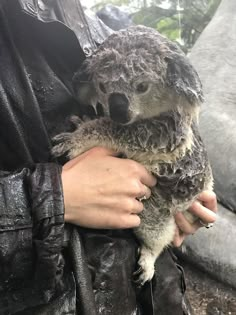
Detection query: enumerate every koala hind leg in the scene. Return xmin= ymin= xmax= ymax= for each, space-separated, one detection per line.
xmin=134 ymin=216 xmax=176 ymax=286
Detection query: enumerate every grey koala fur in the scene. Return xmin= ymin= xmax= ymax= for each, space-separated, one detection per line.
xmin=52 ymin=25 xmax=213 ymax=285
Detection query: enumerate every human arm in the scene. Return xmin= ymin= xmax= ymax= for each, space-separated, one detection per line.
xmin=0 ymin=164 xmax=65 ymax=313
xmin=173 ymin=190 xmax=217 ymax=247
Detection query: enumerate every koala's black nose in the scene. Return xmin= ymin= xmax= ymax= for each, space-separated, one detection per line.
xmin=108 ymin=93 xmax=130 ymax=124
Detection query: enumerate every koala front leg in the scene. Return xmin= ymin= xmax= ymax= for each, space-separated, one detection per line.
xmin=52 ymin=117 xmax=115 ymax=159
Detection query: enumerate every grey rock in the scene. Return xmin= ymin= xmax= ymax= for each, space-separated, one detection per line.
xmin=176 ymin=203 xmax=236 ymax=289
xmin=189 ymin=0 xmax=236 ymax=213
xmin=178 ymin=0 xmax=236 ymax=289
xmin=97 ymin=4 xmax=133 ymax=31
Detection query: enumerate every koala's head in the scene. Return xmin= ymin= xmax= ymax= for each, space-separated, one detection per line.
xmin=73 ymin=26 xmax=203 ymax=124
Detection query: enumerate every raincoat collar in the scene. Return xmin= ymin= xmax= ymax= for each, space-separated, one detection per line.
xmin=17 ymin=0 xmax=113 ymax=56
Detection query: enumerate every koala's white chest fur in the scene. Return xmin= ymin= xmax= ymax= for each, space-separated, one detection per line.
xmin=52 ymin=25 xmax=213 ymax=285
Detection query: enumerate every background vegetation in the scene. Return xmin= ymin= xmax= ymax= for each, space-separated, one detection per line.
xmin=90 ymin=0 xmax=221 ymax=52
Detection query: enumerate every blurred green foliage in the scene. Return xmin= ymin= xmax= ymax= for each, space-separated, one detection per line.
xmin=92 ymin=0 xmax=221 ymax=52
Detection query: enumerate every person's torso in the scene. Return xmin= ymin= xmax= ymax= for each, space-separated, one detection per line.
xmin=0 ymin=0 xmax=89 ymax=170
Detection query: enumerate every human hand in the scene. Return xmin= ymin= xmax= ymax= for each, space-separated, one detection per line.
xmin=173 ymin=191 xmax=217 ymax=247
xmin=61 ymin=147 xmax=157 ymax=229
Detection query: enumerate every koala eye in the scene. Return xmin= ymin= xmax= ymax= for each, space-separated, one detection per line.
xmin=136 ymin=82 xmax=149 ymax=94
xmin=99 ymin=82 xmax=107 ymax=94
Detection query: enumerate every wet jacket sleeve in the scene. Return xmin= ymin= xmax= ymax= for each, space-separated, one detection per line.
xmin=0 ymin=163 xmax=66 ymax=312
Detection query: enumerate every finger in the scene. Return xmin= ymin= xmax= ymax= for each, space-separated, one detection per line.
xmin=189 ymin=201 xmax=217 ymax=224
xmin=136 ymin=185 xmax=152 ymax=200
xmin=141 ymin=172 xmax=157 ymax=188
xmin=128 ymin=214 xmax=141 ymax=228
xmin=83 ymin=209 xmax=141 ymax=230
xmin=119 ymin=214 xmax=141 ymax=229
xmin=88 ymin=146 xmax=117 ymax=156
xmin=197 ymin=191 xmax=217 ymax=212
xmin=117 ymin=197 xmax=144 ymax=214
xmin=125 ymin=180 xmax=151 ymax=199
xmin=175 ymin=212 xmax=201 ymax=235
xmin=115 ymin=159 xmax=157 ymax=188
xmin=172 ymin=227 xmax=187 ymax=247
xmin=133 ymin=163 xmax=157 ymax=187
xmin=63 ymin=146 xmax=117 ymax=169
xmin=132 ymin=199 xmax=144 ymax=214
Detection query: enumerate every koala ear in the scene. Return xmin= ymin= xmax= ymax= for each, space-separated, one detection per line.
xmin=73 ymin=81 xmax=97 ymax=105
xmin=72 ymin=63 xmax=97 ymax=107
xmin=72 ymin=61 xmax=91 ymax=92
xmin=165 ymin=53 xmax=204 ymax=103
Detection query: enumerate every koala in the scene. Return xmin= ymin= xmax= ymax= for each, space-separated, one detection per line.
xmin=52 ymin=25 xmax=213 ymax=286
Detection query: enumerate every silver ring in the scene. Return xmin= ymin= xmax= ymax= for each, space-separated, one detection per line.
xmin=199 ymin=220 xmax=214 ymax=229
xmin=137 ymin=195 xmax=147 ymax=202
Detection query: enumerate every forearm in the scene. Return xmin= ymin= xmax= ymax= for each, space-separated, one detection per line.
xmin=0 ymin=163 xmax=65 ymax=313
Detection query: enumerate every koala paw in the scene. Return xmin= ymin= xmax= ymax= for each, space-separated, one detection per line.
xmin=51 ymin=132 xmax=74 ymax=157
xmin=69 ymin=115 xmax=83 ymax=127
xmin=133 ymin=250 xmax=155 ymax=287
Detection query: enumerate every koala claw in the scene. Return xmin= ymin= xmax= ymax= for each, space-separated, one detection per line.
xmin=133 ymin=266 xmax=153 ymax=287
xmin=69 ymin=115 xmax=83 ymax=127
xmin=133 ymin=250 xmax=156 ymax=286
xmin=132 ymin=266 xmax=143 ymax=277
xmin=51 ymin=132 xmax=73 ymax=157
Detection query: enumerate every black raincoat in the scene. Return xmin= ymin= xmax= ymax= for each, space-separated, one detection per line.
xmin=0 ymin=1 xmax=192 ymax=314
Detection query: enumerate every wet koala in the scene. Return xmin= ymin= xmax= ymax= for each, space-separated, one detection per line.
xmin=53 ymin=25 xmax=213 ymax=285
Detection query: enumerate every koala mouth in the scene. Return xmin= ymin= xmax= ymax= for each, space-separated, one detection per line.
xmin=108 ymin=93 xmax=131 ymax=124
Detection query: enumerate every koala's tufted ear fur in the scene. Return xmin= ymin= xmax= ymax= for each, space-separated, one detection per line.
xmin=72 ymin=63 xmax=97 ymax=107
xmin=165 ymin=53 xmax=204 ymax=104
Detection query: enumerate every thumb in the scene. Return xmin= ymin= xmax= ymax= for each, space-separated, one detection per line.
xmin=88 ymin=146 xmax=118 ymax=157
xmin=63 ymin=146 xmax=117 ymax=169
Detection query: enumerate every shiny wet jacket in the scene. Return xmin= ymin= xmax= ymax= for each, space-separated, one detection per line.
xmin=0 ymin=1 xmax=192 ymax=314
